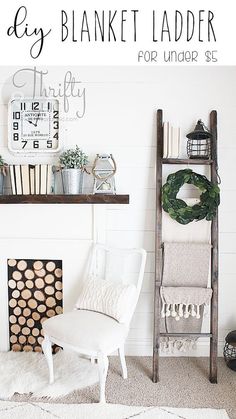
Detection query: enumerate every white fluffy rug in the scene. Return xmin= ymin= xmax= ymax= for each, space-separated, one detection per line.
xmin=0 ymin=351 xmax=99 ymax=398
xmin=0 ymin=401 xmax=229 ymax=419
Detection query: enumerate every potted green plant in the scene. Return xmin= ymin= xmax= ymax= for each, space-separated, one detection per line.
xmin=59 ymin=146 xmax=89 ymax=194
xmin=0 ymin=156 xmax=7 ymax=195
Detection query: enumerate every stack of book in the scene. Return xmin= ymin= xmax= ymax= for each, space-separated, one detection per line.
xmin=9 ymin=164 xmax=53 ymax=195
xmin=163 ymin=122 xmax=181 ymax=158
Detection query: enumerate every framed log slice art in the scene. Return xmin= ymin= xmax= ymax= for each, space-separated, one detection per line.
xmin=8 ymin=259 xmax=63 ymax=353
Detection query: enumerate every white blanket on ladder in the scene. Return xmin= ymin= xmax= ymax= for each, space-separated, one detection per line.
xmin=161 ymin=242 xmax=212 ymax=352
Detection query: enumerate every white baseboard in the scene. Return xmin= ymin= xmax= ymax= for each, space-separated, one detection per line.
xmin=124 ymin=338 xmax=224 ymax=357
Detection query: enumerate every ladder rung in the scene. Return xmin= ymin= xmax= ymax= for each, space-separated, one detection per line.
xmin=160 ymin=333 xmax=212 ymax=338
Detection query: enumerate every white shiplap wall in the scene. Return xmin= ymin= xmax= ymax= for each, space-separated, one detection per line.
xmin=0 ymin=66 xmax=235 ymax=356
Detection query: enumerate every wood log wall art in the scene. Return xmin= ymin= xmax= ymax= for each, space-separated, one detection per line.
xmin=8 ymin=259 xmax=63 ymax=353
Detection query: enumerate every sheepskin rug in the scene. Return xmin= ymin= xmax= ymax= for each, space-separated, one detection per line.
xmin=0 ymin=350 xmax=99 ymax=398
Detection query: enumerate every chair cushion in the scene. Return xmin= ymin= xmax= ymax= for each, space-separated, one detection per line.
xmin=75 ymin=278 xmax=137 ymax=323
xmin=43 ymin=310 xmax=129 ymax=355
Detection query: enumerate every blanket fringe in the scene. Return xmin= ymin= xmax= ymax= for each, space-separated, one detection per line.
xmin=161 ymin=302 xmax=205 ymax=321
xmin=160 ymin=338 xmax=197 ymax=353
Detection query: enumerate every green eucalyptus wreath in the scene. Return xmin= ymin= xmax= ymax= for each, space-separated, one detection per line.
xmin=162 ymin=169 xmax=220 ymax=225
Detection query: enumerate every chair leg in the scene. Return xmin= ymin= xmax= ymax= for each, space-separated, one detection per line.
xmin=98 ymin=353 xmax=109 ymax=403
xmin=118 ymin=345 xmax=127 ymax=379
xmin=42 ymin=335 xmax=54 ymax=384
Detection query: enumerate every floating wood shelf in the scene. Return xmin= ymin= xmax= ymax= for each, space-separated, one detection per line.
xmin=0 ymin=194 xmax=129 ymax=205
xmin=162 ymin=158 xmax=213 ymax=165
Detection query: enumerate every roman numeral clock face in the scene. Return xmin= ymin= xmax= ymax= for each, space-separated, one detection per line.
xmin=8 ymin=98 xmax=60 ymax=153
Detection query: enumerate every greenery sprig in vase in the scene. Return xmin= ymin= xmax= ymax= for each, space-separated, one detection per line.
xmin=59 ymin=145 xmax=89 ymax=169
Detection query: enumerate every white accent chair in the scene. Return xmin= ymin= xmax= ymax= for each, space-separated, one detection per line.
xmin=42 ymin=244 xmax=146 ymax=403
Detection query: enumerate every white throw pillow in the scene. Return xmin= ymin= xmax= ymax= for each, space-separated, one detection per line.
xmin=75 ymin=278 xmax=137 ymax=323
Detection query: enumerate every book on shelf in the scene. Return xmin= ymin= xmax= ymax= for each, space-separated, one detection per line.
xmin=14 ymin=165 xmax=22 ymax=195
xmin=40 ymin=164 xmax=47 ymax=195
xmin=163 ymin=122 xmax=169 ymax=158
xmin=35 ymin=165 xmax=40 ymax=195
xmin=9 ymin=165 xmax=16 ymax=195
xmin=21 ymin=165 xmax=30 ymax=195
xmin=29 ymin=165 xmax=35 ymax=195
xmin=171 ymin=126 xmax=180 ymax=158
xmin=167 ymin=125 xmax=172 ymax=158
xmin=47 ymin=165 xmax=53 ymax=194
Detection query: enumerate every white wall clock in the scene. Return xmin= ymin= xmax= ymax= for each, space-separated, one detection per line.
xmin=8 ymin=97 xmax=60 ymax=153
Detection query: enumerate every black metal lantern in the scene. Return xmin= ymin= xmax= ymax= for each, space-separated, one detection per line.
xmin=186 ymin=120 xmax=212 ymax=159
xmin=224 ymin=330 xmax=236 ymax=371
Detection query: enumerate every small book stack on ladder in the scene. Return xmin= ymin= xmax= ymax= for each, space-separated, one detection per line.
xmin=163 ymin=122 xmax=181 ymax=158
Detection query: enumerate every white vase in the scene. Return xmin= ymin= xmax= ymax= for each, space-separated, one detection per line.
xmin=61 ymin=169 xmax=84 ymax=195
